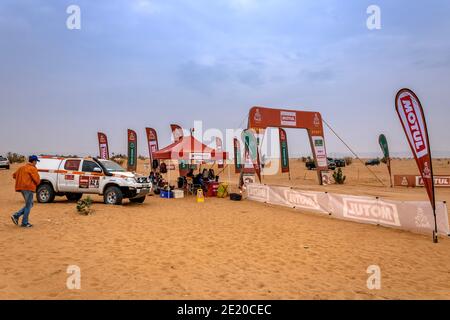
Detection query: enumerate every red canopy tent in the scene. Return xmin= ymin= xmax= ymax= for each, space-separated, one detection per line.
xmin=153 ymin=135 xmax=228 ymax=162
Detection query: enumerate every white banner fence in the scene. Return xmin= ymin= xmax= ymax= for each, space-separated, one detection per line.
xmin=245 ymin=184 xmax=450 ymax=236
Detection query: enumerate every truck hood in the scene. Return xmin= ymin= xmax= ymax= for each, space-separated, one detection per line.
xmin=111 ymin=171 xmax=146 ymax=179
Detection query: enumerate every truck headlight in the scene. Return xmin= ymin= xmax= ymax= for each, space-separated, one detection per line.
xmin=126 ymin=178 xmax=136 ymax=184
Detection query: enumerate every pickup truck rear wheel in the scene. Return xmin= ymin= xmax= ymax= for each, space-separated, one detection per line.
xmin=66 ymin=193 xmax=83 ymax=202
xmin=37 ymin=184 xmax=56 ymax=203
xmin=130 ymin=197 xmax=146 ymax=204
xmin=104 ymin=186 xmax=123 ymax=205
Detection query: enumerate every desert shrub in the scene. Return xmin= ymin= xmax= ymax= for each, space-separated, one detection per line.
xmin=76 ymin=197 xmax=93 ymax=215
xmin=333 ymin=168 xmax=346 ymax=184
xmin=7 ymin=152 xmax=26 ymax=163
xmin=138 ymin=155 xmax=147 ymax=161
xmin=344 ymin=157 xmax=353 ymax=166
xmin=301 ymin=157 xmax=308 ymax=163
xmin=381 ymin=157 xmax=388 ymax=164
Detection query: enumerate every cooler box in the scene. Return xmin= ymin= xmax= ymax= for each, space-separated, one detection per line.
xmin=173 ymin=189 xmax=184 ymax=199
xmin=160 ymin=190 xmax=173 ymax=199
xmin=206 ymin=182 xmax=220 ymax=197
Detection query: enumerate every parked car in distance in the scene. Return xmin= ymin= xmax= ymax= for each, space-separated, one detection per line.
xmin=334 ymin=158 xmax=346 ymax=168
xmin=365 ymin=158 xmax=381 ymax=166
xmin=0 ymin=156 xmax=10 ymax=170
xmin=305 ymin=158 xmax=337 ymax=170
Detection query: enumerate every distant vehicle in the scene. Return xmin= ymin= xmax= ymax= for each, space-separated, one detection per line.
xmin=334 ymin=158 xmax=346 ymax=168
xmin=0 ymin=156 xmax=10 ymax=170
xmin=327 ymin=159 xmax=336 ymax=170
xmin=305 ymin=158 xmax=337 ymax=170
xmin=36 ymin=156 xmax=151 ymax=205
xmin=365 ymin=158 xmax=381 ymax=166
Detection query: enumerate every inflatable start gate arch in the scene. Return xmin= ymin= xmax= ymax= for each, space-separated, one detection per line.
xmin=248 ymin=106 xmax=329 ymax=185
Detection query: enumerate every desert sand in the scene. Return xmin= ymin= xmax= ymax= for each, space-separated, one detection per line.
xmin=1 ymin=158 xmax=450 ymax=300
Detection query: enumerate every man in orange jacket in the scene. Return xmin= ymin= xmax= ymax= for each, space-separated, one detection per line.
xmin=11 ymin=155 xmax=41 ymax=228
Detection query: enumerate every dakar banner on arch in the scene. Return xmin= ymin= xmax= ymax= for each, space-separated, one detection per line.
xmin=97 ymin=132 xmax=109 ymax=160
xmin=127 ymin=129 xmax=138 ymax=172
xmin=247 ymin=106 xmax=328 ymax=185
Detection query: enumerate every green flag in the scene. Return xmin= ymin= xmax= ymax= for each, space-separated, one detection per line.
xmin=378 ymin=134 xmax=390 ymax=159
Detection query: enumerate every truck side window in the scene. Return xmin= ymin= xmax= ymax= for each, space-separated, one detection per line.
xmin=64 ymin=160 xmax=81 ymax=171
xmin=82 ymin=160 xmax=101 ymax=173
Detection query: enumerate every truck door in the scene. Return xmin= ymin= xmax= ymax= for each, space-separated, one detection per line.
xmin=57 ymin=159 xmax=82 ymax=192
xmin=80 ymin=160 xmax=103 ymax=194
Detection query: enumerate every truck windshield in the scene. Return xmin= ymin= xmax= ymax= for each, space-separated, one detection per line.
xmin=100 ymin=160 xmax=126 ymax=173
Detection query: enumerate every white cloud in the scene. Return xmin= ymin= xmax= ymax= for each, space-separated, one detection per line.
xmin=132 ymin=0 xmax=160 ymax=14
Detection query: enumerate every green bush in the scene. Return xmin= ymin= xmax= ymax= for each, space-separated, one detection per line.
xmin=7 ymin=152 xmax=26 ymax=164
xmin=344 ymin=157 xmax=353 ymax=166
xmin=77 ymin=197 xmax=93 ymax=215
xmin=333 ymin=168 xmax=346 ymax=184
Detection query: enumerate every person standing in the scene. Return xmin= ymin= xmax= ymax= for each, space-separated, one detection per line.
xmin=11 ymin=155 xmax=41 ymax=228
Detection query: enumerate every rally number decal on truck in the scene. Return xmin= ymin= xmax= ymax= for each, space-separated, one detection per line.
xmin=79 ymin=176 xmax=100 ymax=189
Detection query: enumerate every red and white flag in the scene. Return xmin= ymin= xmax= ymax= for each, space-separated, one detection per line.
xmin=396 ymin=88 xmax=437 ymax=241
xmin=97 ymin=132 xmax=109 ymax=160
xmin=170 ymin=124 xmax=184 ymax=142
xmin=145 ymin=128 xmax=159 ymax=162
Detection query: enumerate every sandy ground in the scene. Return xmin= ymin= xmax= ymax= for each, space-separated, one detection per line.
xmin=1 ymin=159 xmax=450 ymax=300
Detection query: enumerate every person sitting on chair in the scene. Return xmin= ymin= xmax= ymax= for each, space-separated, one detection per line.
xmin=208 ymin=169 xmax=216 ymax=181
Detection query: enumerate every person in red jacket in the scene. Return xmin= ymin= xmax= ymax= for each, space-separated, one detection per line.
xmin=11 ymin=155 xmax=41 ymax=228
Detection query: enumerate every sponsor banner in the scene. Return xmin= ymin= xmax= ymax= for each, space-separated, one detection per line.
xmin=279 ymin=128 xmax=290 ymax=174
xmin=280 ymin=111 xmax=297 ymax=127
xmin=216 ymin=137 xmax=224 ymax=169
xmin=190 ymin=152 xmax=211 ymax=161
xmin=97 ymin=132 xmax=109 ymax=160
xmin=127 ymin=129 xmax=138 ymax=172
xmin=170 ymin=124 xmax=184 ymax=142
xmin=311 ymin=136 xmax=327 ymax=168
xmin=396 ymin=89 xmax=435 ymax=210
xmin=394 ymin=175 xmax=450 ymax=188
xmin=233 ymin=138 xmax=242 ymax=174
xmin=145 ymin=128 xmax=159 ymax=164
xmin=246 ymin=184 xmax=449 ymax=236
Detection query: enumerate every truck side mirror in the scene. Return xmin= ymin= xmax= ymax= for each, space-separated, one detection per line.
xmin=93 ymin=167 xmax=102 ymax=173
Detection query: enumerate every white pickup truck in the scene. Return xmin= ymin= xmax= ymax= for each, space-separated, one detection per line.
xmin=36 ymin=157 xmax=151 ymax=205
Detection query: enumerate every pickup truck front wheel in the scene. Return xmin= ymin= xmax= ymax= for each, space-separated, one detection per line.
xmin=104 ymin=186 xmax=123 ymax=205
xmin=37 ymin=184 xmax=56 ymax=203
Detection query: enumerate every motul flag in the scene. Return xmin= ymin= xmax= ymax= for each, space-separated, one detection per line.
xmin=233 ymin=138 xmax=242 ymax=173
xmin=145 ymin=128 xmax=159 ymax=162
xmin=170 ymin=124 xmax=183 ymax=142
xmin=279 ymin=128 xmax=290 ymax=173
xmin=97 ymin=132 xmax=109 ymax=160
xmin=127 ymin=129 xmax=138 ymax=172
xmin=216 ymin=137 xmax=224 ymax=169
xmin=396 ymin=89 xmax=437 ymax=240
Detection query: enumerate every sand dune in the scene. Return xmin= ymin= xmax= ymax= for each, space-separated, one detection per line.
xmin=1 ymin=159 xmax=450 ymax=300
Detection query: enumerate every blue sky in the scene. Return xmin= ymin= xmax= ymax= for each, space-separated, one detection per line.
xmin=1 ymin=0 xmax=449 ymax=157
